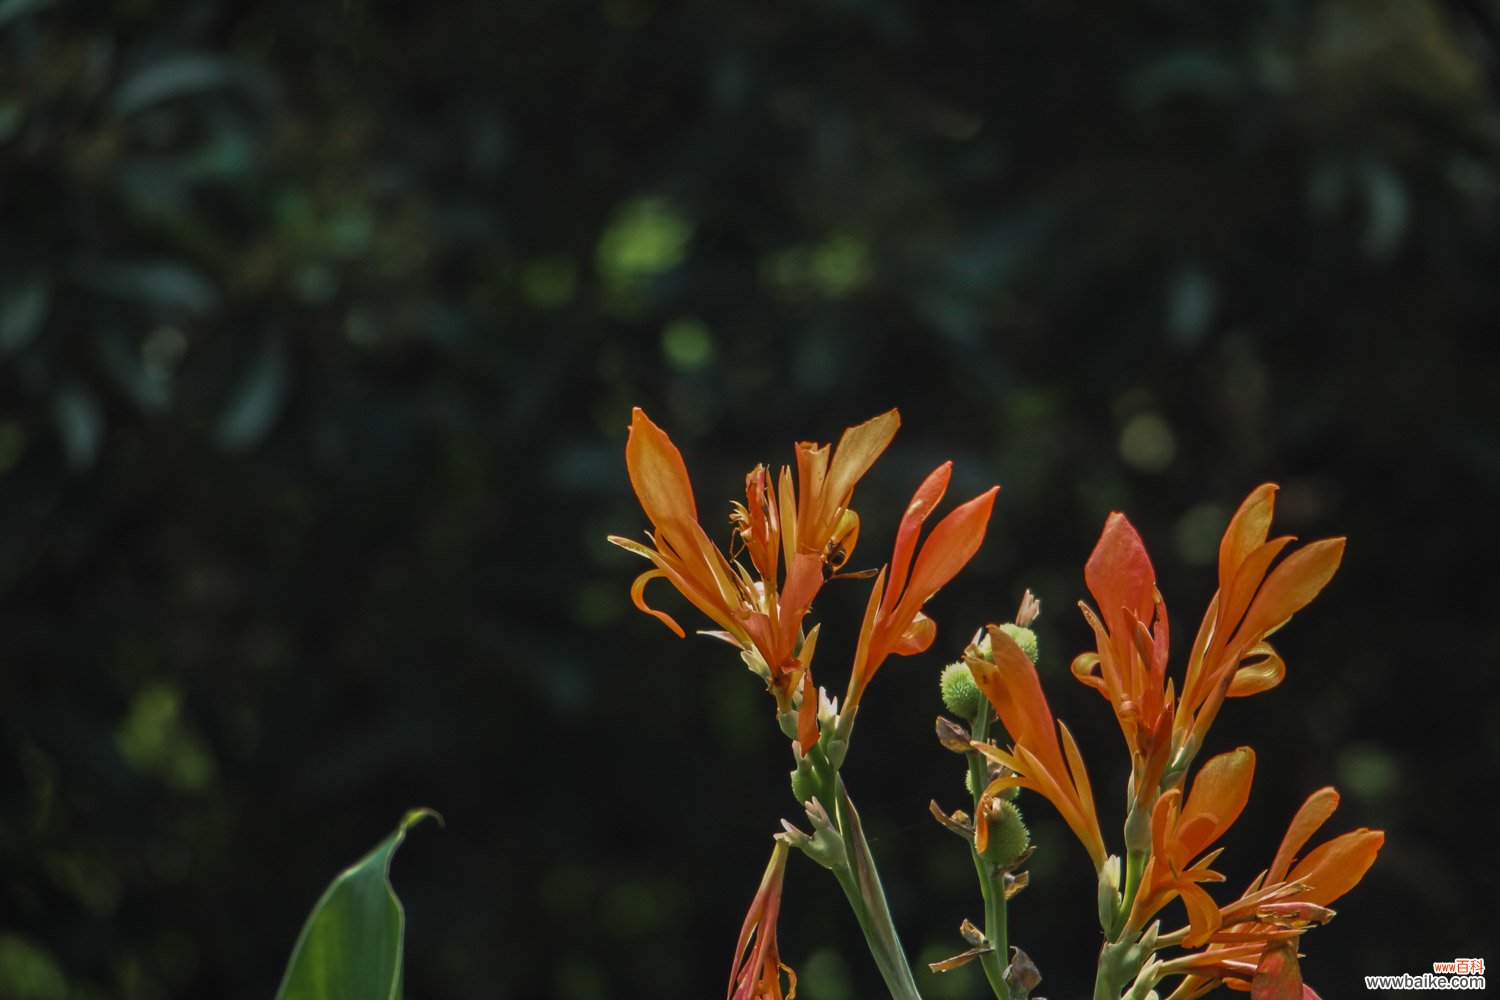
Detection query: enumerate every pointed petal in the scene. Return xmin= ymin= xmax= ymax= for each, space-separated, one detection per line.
xmin=884 ymin=463 xmax=952 ymax=608
xmin=1217 ymin=536 xmax=1296 ymax=644
xmin=1219 ymin=484 xmax=1278 ymax=598
xmin=626 ymin=407 xmax=699 ymax=527
xmin=797 ymin=673 xmax=819 ymax=755
xmin=1086 ymin=511 xmax=1157 ymax=633
xmin=894 ymin=486 xmax=999 ymax=623
xmin=823 ymin=408 xmax=900 ymax=504
xmin=1286 ymin=829 xmax=1384 ymax=906
xmin=846 ymin=567 xmax=888 ymax=706
xmin=1235 ymin=538 xmax=1346 ymax=644
xmin=1178 ymin=747 xmax=1257 ymax=861
xmin=968 ymin=626 xmax=1055 ymax=759
xmin=1057 ymin=720 xmax=1106 ymax=868
xmin=1269 ymin=787 xmax=1340 ymax=883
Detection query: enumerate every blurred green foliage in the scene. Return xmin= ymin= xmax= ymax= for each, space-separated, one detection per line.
xmin=2 ymin=0 xmax=1497 ymax=997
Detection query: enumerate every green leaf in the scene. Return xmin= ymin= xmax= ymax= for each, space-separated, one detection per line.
xmin=274 ymin=809 xmax=439 ymax=1000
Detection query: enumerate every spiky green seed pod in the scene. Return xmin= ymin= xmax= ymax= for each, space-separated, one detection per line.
xmin=997 ymin=623 xmax=1039 ymax=663
xmin=982 ymin=799 xmax=1030 ymax=866
xmin=791 ymin=765 xmax=819 ymax=804
xmin=940 ymin=661 xmax=985 ymax=721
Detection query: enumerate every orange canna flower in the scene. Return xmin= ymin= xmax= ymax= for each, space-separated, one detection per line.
xmin=609 ymin=408 xmax=758 ymax=646
xmin=1247 ymin=786 xmax=1384 ymax=909
xmin=609 ymin=408 xmax=900 ymax=716
xmin=1159 ymin=787 xmax=1382 ymax=998
xmin=1130 ymin=747 xmax=1257 ymax=946
xmin=1071 ymin=512 xmax=1175 ymax=790
xmin=844 ymin=463 xmax=999 ymax=711
xmin=1070 ymin=485 xmax=1345 ymax=797
xmin=728 ymin=841 xmax=797 ymax=1000
xmin=966 ymin=625 xmax=1107 ymax=870
xmin=1173 ymin=485 xmax=1345 ymax=760
xmin=788 ymin=410 xmax=902 ymax=571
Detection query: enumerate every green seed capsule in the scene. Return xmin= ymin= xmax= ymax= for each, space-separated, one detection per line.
xmin=997 ymin=623 xmax=1039 ymax=663
xmin=940 ymin=661 xmax=985 ymax=721
xmin=983 ymin=799 xmax=1030 ymax=865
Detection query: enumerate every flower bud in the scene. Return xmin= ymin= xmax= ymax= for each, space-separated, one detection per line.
xmin=940 ymin=661 xmax=985 ymax=721
xmin=981 ymin=799 xmax=1030 ymax=865
xmin=1098 ymin=855 xmax=1124 ymax=937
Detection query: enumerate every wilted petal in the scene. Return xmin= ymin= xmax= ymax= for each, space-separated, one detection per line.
xmin=1250 ymin=940 xmax=1303 ymax=1000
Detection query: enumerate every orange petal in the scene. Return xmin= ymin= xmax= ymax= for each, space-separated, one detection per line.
xmin=895 ymin=486 xmax=999 ymax=622
xmin=1178 ymin=747 xmax=1256 ymax=861
xmin=883 ymin=463 xmax=951 ymax=608
xmin=1181 ymin=881 xmax=1225 ymax=948
xmin=846 ymin=566 xmax=888 ymax=705
xmin=797 ymin=673 xmax=819 ymax=755
xmin=1225 ymin=643 xmax=1286 ymax=698
xmin=1085 ymin=511 xmax=1157 ymax=634
xmin=1286 ymin=828 xmax=1384 ymax=906
xmin=626 ymin=407 xmax=699 ymax=527
xmin=1069 ymin=650 xmax=1109 ymax=694
xmin=729 ymin=842 xmax=790 ymax=1000
xmin=1235 ymin=538 xmax=1346 ymax=644
xmin=1219 ymin=484 xmax=1278 ymax=599
xmin=627 ymin=567 xmax=686 ymax=637
xmin=1057 ymin=720 xmax=1106 ymax=868
xmin=820 ymin=409 xmax=901 ymax=523
xmin=1269 ymin=787 xmax=1340 ymax=883
xmin=969 ymin=625 xmax=1055 ymax=757
xmin=891 ymin=612 xmax=936 ymax=657
xmin=1216 ymin=536 xmax=1295 ymax=644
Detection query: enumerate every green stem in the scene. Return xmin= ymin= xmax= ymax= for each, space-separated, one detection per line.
xmin=833 ymin=778 xmax=924 ymax=1000
xmin=967 ymin=710 xmax=1010 ymax=1000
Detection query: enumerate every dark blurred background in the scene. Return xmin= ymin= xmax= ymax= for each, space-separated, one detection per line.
xmin=2 ymin=0 xmax=1497 ymax=997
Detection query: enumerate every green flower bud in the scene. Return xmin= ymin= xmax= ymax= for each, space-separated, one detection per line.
xmin=940 ymin=661 xmax=985 ymax=721
xmin=982 ymin=799 xmax=1030 ymax=865
xmin=997 ymin=623 xmax=1039 ymax=663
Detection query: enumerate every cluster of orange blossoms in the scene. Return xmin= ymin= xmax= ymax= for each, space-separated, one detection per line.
xmin=966 ymin=484 xmax=1382 ymax=997
xmin=612 ymin=408 xmax=1381 ymax=1000
xmin=609 ymin=406 xmax=996 ymax=755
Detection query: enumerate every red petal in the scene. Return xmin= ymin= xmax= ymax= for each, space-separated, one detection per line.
xmin=1250 ymin=941 xmax=1303 ymax=1000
